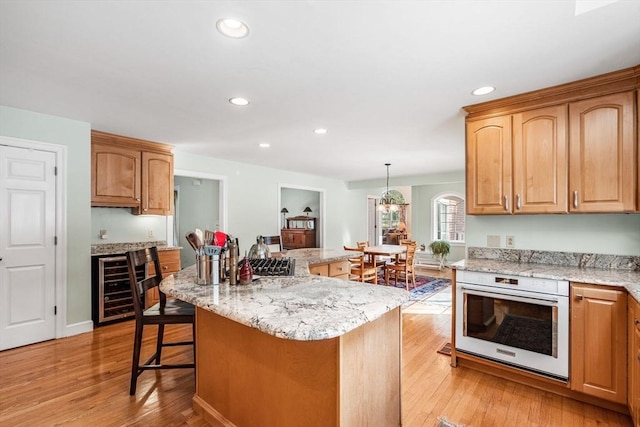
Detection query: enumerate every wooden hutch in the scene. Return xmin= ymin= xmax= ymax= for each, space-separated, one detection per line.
xmin=281 ymin=216 xmax=317 ymax=249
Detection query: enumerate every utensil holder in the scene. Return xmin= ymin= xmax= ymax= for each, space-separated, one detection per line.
xmin=196 ymin=253 xmax=211 ymax=285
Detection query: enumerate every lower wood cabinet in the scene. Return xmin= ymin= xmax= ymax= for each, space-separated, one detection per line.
xmin=629 ymin=297 xmax=640 ymax=426
xmin=308 ymin=259 xmax=349 ymax=280
xmin=145 ymin=248 xmax=181 ymax=308
xmin=281 ymin=229 xmax=316 ymax=249
xmin=570 ymin=283 xmax=627 ymax=404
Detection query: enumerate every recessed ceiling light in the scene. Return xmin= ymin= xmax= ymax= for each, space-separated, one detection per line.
xmin=313 ymin=128 xmax=328 ymax=135
xmin=229 ymin=97 xmax=249 ymax=106
xmin=259 ymin=143 xmax=270 ymax=148
xmin=472 ymin=86 xmax=495 ymax=96
xmin=216 ymin=18 xmax=250 ymax=39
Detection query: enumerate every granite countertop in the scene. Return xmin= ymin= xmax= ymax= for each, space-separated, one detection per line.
xmin=91 ymin=241 xmax=181 ymax=256
xmin=452 ymin=258 xmax=640 ymax=303
xmin=159 ymin=249 xmax=410 ymax=341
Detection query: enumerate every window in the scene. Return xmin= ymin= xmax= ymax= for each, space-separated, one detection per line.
xmin=432 ymin=193 xmax=465 ymax=244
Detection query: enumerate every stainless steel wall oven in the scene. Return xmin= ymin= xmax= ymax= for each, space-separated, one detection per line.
xmin=455 ymin=270 xmax=569 ymax=381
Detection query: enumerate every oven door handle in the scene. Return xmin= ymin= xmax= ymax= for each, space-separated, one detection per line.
xmin=459 ymin=285 xmax=561 ymax=306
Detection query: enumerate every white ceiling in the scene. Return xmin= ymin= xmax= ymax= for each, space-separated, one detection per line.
xmin=1 ymin=0 xmax=639 ymax=182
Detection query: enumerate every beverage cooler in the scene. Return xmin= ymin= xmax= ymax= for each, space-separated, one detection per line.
xmin=91 ymin=254 xmax=144 ymax=326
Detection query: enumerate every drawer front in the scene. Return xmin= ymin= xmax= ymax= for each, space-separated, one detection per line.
xmin=329 ymin=260 xmax=349 ymax=277
xmin=308 ymin=263 xmax=329 ymax=277
xmin=149 ymin=249 xmax=181 ymax=276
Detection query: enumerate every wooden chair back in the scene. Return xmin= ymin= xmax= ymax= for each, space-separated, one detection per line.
xmin=127 ymin=247 xmax=164 ymax=318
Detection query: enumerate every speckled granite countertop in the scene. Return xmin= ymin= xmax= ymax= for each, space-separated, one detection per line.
xmin=159 ymin=248 xmax=409 ymax=341
xmin=91 ymin=241 xmax=181 ymax=256
xmin=453 ymin=254 xmax=640 ymax=304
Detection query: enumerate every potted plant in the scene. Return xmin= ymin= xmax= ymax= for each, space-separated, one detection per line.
xmin=428 ymin=240 xmax=451 ymax=270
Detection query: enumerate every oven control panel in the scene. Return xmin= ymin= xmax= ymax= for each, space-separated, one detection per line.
xmin=457 ymin=270 xmax=569 ymax=296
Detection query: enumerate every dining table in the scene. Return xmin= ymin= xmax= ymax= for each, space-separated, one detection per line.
xmin=363 ymin=244 xmax=407 ymax=260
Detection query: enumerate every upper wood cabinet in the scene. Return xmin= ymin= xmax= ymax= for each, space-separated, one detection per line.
xmin=466 ymin=105 xmax=568 ymax=214
xmin=464 ymin=65 xmax=639 ymax=215
xmin=91 ymin=131 xmax=174 ymax=215
xmin=570 ymin=283 xmax=627 ymax=404
xmin=628 ymin=297 xmax=640 ymax=426
xmin=466 ymin=116 xmax=512 ymax=214
xmin=569 ymin=92 xmax=635 ymax=213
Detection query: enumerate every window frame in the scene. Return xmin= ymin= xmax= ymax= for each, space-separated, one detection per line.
xmin=431 ymin=192 xmax=465 ymax=245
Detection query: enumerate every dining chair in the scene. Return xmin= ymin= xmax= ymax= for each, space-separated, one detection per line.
xmin=262 ymin=235 xmax=283 ymax=253
xmin=384 ymin=244 xmax=417 ymax=290
xmin=344 ymin=246 xmax=378 ymax=284
xmin=126 ymin=246 xmax=195 ymax=395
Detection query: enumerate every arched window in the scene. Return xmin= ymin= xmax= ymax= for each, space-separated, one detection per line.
xmin=432 ymin=193 xmax=465 ymax=244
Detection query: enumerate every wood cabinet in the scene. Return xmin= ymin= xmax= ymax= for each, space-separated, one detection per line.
xmin=466 ymin=106 xmax=568 ymax=214
xmin=308 ymin=259 xmax=350 ymax=280
xmin=91 ymin=130 xmax=174 ymax=215
xmin=569 ymin=92 xmax=636 ymax=213
xmin=282 ymin=216 xmax=316 ymax=249
xmin=570 ymin=283 xmax=627 ymax=404
xmin=464 ymin=66 xmax=639 ymax=215
xmin=145 ymin=248 xmax=181 ymax=308
xmin=629 ymin=297 xmax=640 ymax=426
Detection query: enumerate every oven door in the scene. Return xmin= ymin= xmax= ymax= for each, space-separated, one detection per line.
xmin=455 ymin=283 xmax=569 ymax=380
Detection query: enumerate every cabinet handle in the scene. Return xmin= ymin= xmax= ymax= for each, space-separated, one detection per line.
xmin=573 ymin=191 xmax=578 ymax=208
xmin=575 ymin=294 xmax=583 ymax=301
xmin=143 ymin=208 xmax=148 ymax=212
xmin=163 ymin=265 xmax=168 ymax=270
xmin=516 ymin=194 xmax=521 ymax=210
xmin=136 ymin=198 xmax=141 ymax=202
xmin=504 ymin=195 xmax=509 ymax=211
xmin=635 ymin=318 xmax=639 ymax=326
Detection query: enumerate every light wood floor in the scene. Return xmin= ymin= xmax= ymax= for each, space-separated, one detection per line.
xmin=0 ymin=270 xmax=633 ymax=426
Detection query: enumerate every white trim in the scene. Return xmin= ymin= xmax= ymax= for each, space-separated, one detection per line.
xmin=431 ymin=191 xmax=465 ymax=244
xmin=0 ymin=135 xmax=68 ymax=340
xmin=64 ymin=320 xmax=94 ymax=337
xmin=278 ymin=183 xmax=326 ymax=248
xmin=169 ymin=169 xmax=228 ymax=245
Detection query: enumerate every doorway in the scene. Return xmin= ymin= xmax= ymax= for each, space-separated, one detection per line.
xmin=0 ymin=137 xmax=66 ymax=350
xmin=170 ymin=170 xmax=227 ymax=268
xmin=278 ymin=184 xmax=324 ymax=248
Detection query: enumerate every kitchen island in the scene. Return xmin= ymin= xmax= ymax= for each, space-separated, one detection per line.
xmin=160 ymin=248 xmax=409 ymax=427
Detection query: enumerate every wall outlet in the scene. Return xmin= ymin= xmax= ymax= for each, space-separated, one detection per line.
xmin=99 ymin=229 xmax=108 ymax=240
xmin=148 ymin=229 xmax=154 ymax=238
xmin=506 ymin=235 xmax=515 ymax=248
xmin=487 ymin=235 xmax=501 ymax=247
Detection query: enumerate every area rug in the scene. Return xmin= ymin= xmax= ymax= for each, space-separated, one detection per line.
xmin=492 ymin=313 xmax=552 ymax=355
xmin=377 ymin=272 xmax=451 ymax=302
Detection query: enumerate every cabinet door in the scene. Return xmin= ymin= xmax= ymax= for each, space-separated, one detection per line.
xmin=569 ymin=92 xmax=635 ymax=212
xmin=466 ymin=116 xmax=512 ymax=214
xmin=139 ymin=151 xmax=174 ymax=215
xmin=571 ymin=283 xmax=627 ymax=403
xmin=91 ymin=142 xmax=141 ymax=207
xmin=630 ymin=298 xmax=640 ymax=425
xmin=512 ymin=105 xmax=568 ymax=214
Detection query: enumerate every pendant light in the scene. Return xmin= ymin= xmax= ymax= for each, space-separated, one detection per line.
xmin=379 ymin=163 xmax=399 ymax=212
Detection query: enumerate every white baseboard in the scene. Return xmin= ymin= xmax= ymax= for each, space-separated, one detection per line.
xmin=64 ymin=320 xmax=94 ymax=337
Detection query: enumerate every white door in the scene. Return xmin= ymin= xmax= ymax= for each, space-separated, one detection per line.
xmin=0 ymin=145 xmax=57 ymax=350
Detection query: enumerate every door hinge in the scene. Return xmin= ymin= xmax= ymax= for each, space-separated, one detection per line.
xmin=54 ymin=306 xmax=57 ymax=315
xmin=54 ymin=236 xmax=58 ymax=245
xmin=54 ymin=166 xmax=58 ymax=176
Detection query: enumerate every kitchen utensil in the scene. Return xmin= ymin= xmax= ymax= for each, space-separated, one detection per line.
xmin=204 ymin=229 xmax=215 ymax=245
xmin=214 ymin=231 xmax=228 ymax=247
xmin=194 ymin=228 xmax=204 ymax=247
xmin=186 ymin=232 xmax=201 ymax=252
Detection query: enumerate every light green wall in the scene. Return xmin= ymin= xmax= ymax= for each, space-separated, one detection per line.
xmin=173 ymin=150 xmax=361 ymax=255
xmin=174 ymin=175 xmax=219 ymax=267
xmin=0 ymin=105 xmax=91 ymax=325
xmin=466 ymin=214 xmax=640 ymax=255
xmin=91 ymin=207 xmax=168 ymax=243
xmin=412 ymin=179 xmax=466 ymax=263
